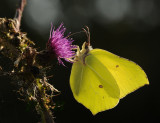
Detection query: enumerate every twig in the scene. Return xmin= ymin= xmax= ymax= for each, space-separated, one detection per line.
xmin=0 ymin=0 xmax=57 ymax=123
xmin=14 ymin=0 xmax=27 ymax=31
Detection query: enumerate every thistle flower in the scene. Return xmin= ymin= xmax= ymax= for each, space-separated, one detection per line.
xmin=47 ymin=23 xmax=76 ymax=65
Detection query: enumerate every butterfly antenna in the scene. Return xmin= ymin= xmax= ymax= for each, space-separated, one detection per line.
xmin=82 ymin=26 xmax=90 ymax=47
xmin=66 ymin=31 xmax=84 ymax=38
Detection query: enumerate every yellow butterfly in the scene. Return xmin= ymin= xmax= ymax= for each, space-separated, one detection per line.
xmin=70 ymin=27 xmax=149 ymax=115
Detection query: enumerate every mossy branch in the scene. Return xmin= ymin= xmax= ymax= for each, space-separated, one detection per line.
xmin=0 ymin=0 xmax=58 ymax=123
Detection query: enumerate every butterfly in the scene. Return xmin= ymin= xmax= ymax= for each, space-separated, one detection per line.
xmin=70 ymin=27 xmax=149 ymax=115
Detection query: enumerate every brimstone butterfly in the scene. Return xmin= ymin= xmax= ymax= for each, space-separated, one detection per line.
xmin=70 ymin=27 xmax=149 ymax=115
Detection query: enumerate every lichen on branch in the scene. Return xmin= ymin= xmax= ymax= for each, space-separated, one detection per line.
xmin=0 ymin=1 xmax=61 ymax=123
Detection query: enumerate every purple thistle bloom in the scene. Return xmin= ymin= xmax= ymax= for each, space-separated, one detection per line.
xmin=47 ymin=23 xmax=76 ymax=65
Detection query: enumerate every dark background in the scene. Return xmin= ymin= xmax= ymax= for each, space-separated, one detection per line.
xmin=0 ymin=0 xmax=159 ymax=123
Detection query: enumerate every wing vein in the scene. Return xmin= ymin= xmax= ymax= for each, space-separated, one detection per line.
xmin=87 ymin=64 xmax=114 ymax=88
xmin=78 ymin=65 xmax=84 ymax=94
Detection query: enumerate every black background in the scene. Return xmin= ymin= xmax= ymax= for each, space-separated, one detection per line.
xmin=0 ymin=0 xmax=159 ymax=123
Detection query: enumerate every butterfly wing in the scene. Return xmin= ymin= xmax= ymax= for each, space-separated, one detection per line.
xmin=89 ymin=49 xmax=149 ymax=98
xmin=70 ymin=54 xmax=120 ymax=115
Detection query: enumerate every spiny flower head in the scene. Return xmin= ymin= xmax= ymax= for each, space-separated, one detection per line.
xmin=47 ymin=23 xmax=76 ymax=65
